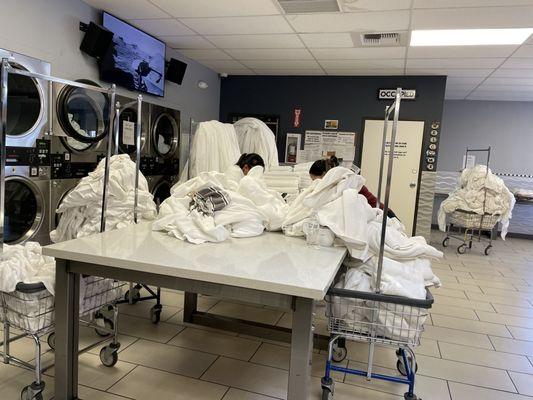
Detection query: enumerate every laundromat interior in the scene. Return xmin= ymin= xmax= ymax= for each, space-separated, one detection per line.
xmin=1 ymin=1 xmax=533 ymax=399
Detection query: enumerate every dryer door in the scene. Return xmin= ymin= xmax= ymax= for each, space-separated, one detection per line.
xmin=56 ymin=80 xmax=110 ymax=150
xmin=152 ymin=113 xmax=179 ymax=158
xmin=6 ymin=63 xmax=44 ymax=142
xmin=3 ymin=177 xmax=44 ymax=244
xmin=152 ymin=178 xmax=171 ymax=210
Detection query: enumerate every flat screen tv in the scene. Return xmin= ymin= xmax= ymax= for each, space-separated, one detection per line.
xmin=100 ymin=12 xmax=166 ymax=97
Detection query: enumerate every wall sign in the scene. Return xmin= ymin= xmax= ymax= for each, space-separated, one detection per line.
xmin=324 ymin=119 xmax=339 ymax=130
xmin=293 ymin=109 xmax=302 ymax=128
xmin=378 ymin=89 xmax=416 ymax=100
xmin=285 ymin=133 xmax=301 ymax=163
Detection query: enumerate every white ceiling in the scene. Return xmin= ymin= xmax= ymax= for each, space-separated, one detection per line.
xmin=83 ymin=0 xmax=533 ymax=101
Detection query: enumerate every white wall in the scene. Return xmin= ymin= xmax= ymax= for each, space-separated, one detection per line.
xmin=439 ymin=100 xmax=533 ymax=174
xmin=0 ymin=0 xmax=220 ymax=167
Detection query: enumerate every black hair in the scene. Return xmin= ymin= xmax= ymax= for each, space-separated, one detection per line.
xmin=309 ymin=156 xmax=339 ymax=177
xmin=236 ymin=153 xmax=265 ymax=170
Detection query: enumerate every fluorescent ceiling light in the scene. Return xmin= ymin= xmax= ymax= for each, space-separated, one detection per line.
xmin=410 ymin=29 xmax=533 ymax=46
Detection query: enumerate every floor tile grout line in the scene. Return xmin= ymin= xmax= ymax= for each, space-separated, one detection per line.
xmin=445 ymin=380 xmax=452 ymax=400
xmin=219 ymin=386 xmax=232 ymax=400
xmin=105 ymin=364 xmax=140 ymax=394
xmin=247 ymin=340 xmax=265 ymax=362
xmin=506 ymin=369 xmax=520 ymax=395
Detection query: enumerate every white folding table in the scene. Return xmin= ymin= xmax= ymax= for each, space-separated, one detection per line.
xmin=43 ymin=222 xmax=347 ymax=400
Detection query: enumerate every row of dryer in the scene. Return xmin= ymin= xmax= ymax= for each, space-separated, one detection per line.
xmin=2 ymin=48 xmax=180 ymax=246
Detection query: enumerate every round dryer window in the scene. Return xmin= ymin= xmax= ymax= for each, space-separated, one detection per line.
xmin=153 ymin=179 xmax=171 ymax=208
xmin=6 ymin=64 xmax=42 ymax=137
xmin=57 ymin=80 xmax=110 ymax=145
xmin=4 ymin=178 xmax=43 ymax=244
xmin=153 ymin=113 xmax=178 ymax=158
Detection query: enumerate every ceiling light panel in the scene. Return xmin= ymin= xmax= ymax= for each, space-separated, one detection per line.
xmin=83 ymin=0 xmax=169 ymax=19
xmin=150 ymin=0 xmax=280 ymax=17
xmin=408 ymin=45 xmax=517 ymax=58
xmin=205 ymin=34 xmax=304 ymax=49
xmin=413 ymin=0 xmax=533 ymax=9
xmin=339 ymin=0 xmax=411 ymax=11
xmin=411 ymin=29 xmax=533 ymax=46
xmin=278 ymin=0 xmax=340 ymax=14
xmin=128 ymin=19 xmax=195 ymax=36
xmin=181 ymin=16 xmax=293 ymax=35
xmin=286 ymin=11 xmax=410 ymax=33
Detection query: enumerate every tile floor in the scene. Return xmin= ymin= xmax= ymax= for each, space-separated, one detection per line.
xmin=1 ymin=230 xmax=533 ymax=399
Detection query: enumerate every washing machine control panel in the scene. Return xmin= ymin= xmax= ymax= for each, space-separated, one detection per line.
xmin=51 ymin=154 xmax=97 ymax=179
xmin=5 ymin=139 xmax=50 ymax=166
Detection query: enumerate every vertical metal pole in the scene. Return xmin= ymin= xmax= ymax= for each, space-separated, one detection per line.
xmin=0 ymin=59 xmax=9 ymax=254
xmin=375 ymin=88 xmax=402 ymax=291
xmin=113 ymin=101 xmax=121 ymax=156
xmin=47 ymin=80 xmax=53 ymax=136
xmin=376 ymin=106 xmax=390 ymax=207
xmin=100 ymin=85 xmax=116 ymax=233
xmin=188 ymin=117 xmax=195 ymax=180
xmin=134 ymin=95 xmax=142 ymax=224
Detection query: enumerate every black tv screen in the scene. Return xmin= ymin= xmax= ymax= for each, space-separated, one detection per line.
xmin=100 ymin=12 xmax=166 ymax=97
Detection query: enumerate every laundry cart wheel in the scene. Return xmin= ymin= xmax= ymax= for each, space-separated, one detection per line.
xmin=150 ymin=304 xmax=163 ymax=324
xmin=396 ymin=358 xmax=418 ymax=376
xmin=47 ymin=332 xmax=56 ymax=351
xmin=457 ymin=244 xmax=467 ymax=254
xmin=321 ymin=377 xmax=334 ymax=400
xmin=331 ymin=344 xmax=347 ymax=363
xmin=442 ymin=237 xmax=449 ymax=247
xmin=21 ymin=382 xmax=44 ymax=400
xmin=124 ymin=287 xmax=141 ymax=304
xmin=485 ymin=245 xmax=492 ymax=256
xmin=321 ymin=388 xmax=333 ymax=400
xmin=94 ymin=316 xmax=114 ymax=337
xmin=404 ymin=393 xmax=419 ymax=400
xmin=99 ymin=346 xmax=119 ymax=367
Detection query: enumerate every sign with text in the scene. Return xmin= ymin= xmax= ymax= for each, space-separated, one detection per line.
xmin=378 ymin=89 xmax=416 ymax=100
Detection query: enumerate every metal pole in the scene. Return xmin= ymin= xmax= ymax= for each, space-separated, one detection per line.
xmin=100 ymin=85 xmax=116 ymax=233
xmin=113 ymin=101 xmax=121 ymax=155
xmin=376 ymin=106 xmax=390 ymax=207
xmin=47 ymin=80 xmax=53 ymax=136
xmin=134 ymin=95 xmax=142 ymax=224
xmin=188 ymin=117 xmax=195 ymax=180
xmin=0 ymin=59 xmax=8 ymax=254
xmin=375 ymin=87 xmax=402 ymax=292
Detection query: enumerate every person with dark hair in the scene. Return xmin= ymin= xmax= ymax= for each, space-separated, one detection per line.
xmin=308 ymin=156 xmax=398 ymax=219
xmin=236 ymin=153 xmax=265 ymax=175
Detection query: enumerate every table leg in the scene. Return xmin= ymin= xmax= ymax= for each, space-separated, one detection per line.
xmin=183 ymin=292 xmax=198 ymax=323
xmin=288 ymin=297 xmax=314 ymax=400
xmin=54 ymin=259 xmax=80 ymax=400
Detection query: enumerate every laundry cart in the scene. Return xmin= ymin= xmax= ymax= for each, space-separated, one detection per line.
xmin=0 ymin=277 xmax=125 ymax=399
xmin=442 ymin=147 xmax=498 ymax=255
xmin=321 ymin=88 xmax=434 ymax=400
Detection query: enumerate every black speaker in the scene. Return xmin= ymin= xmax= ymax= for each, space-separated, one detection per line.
xmin=166 ymin=58 xmax=187 ymax=85
xmin=80 ymin=22 xmax=114 ymax=59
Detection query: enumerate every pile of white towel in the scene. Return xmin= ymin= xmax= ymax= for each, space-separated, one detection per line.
xmin=183 ymin=120 xmax=241 ymax=181
xmin=438 ymin=165 xmax=515 ymax=238
xmin=50 ymin=154 xmax=157 ymax=243
xmin=153 ymin=165 xmax=288 ymax=244
xmin=263 ymin=169 xmax=300 ymax=195
xmin=233 ymin=118 xmax=279 ymax=170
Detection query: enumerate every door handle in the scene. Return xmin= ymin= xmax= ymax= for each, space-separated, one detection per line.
xmin=410 ymin=182 xmax=416 ymax=188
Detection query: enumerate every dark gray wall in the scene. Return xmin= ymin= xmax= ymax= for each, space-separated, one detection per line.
xmin=440 ymin=100 xmax=533 ymax=174
xmin=220 ymin=75 xmax=447 ymax=167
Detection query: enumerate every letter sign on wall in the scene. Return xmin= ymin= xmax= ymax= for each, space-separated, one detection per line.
xmin=378 ymin=89 xmax=417 ymax=100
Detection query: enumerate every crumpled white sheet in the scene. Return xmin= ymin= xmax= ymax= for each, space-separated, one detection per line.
xmin=233 ymin=117 xmax=279 ymax=170
xmin=0 ymin=242 xmax=55 ymax=295
xmin=50 ymin=154 xmax=157 ymax=243
xmin=438 ymin=165 xmax=515 ymax=239
xmin=153 ymin=165 xmax=288 ymax=244
xmin=181 ymin=120 xmax=241 ymax=181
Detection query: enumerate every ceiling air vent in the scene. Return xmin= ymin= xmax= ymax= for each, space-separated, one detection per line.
xmin=278 ymin=0 xmax=341 ymax=14
xmin=352 ymin=32 xmax=407 ymax=47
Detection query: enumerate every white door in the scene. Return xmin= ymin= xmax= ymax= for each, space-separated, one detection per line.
xmin=361 ymin=120 xmax=425 ymax=236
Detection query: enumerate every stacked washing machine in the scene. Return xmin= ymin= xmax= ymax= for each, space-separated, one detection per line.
xmin=2 ymin=48 xmax=52 ymax=246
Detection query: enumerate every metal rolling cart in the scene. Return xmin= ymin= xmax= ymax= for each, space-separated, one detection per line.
xmin=442 ymin=147 xmax=499 ymax=255
xmin=0 ymin=60 xmax=133 ymax=399
xmin=321 ymin=88 xmax=434 ymax=400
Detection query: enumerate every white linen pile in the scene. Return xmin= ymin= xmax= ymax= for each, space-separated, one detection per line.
xmin=50 ymin=154 xmax=157 ymax=243
xmin=438 ymin=165 xmax=515 ymax=239
xmin=293 ymin=162 xmax=313 ymax=190
xmin=233 ymin=118 xmax=279 ymax=170
xmin=153 ymin=165 xmax=288 ymax=244
xmin=263 ymin=170 xmax=300 ymax=195
xmin=0 ymin=242 xmax=56 ymax=295
xmin=182 ymin=120 xmax=241 ymax=181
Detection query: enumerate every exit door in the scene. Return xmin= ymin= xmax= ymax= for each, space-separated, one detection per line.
xmin=361 ymin=120 xmax=425 ymax=236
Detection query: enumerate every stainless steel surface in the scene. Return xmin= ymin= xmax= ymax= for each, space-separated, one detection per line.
xmin=100 ymin=86 xmax=116 ymax=233
xmin=0 ymin=58 xmax=7 ymax=253
xmin=113 ymin=101 xmax=120 ymax=156
xmin=1 ymin=49 xmax=50 ymax=148
xmin=134 ymin=95 xmax=142 ymax=223
xmin=376 ymin=88 xmax=402 ymax=292
xmin=8 ymin=68 xmax=109 ymax=93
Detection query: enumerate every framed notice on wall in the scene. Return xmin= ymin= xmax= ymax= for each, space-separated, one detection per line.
xmin=298 ymin=130 xmax=356 ymax=164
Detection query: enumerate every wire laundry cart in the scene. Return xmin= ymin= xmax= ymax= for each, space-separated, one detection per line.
xmin=0 ymin=63 xmax=137 ymax=400
xmin=442 ymin=147 xmax=499 ymax=255
xmin=321 ymin=88 xmax=434 ymax=400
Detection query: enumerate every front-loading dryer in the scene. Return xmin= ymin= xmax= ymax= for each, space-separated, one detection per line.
xmin=114 ymin=94 xmax=150 ymax=158
xmin=1 ymin=48 xmax=50 ymax=148
xmin=4 ymin=165 xmax=50 ymax=245
xmin=149 ymin=104 xmax=180 ymax=160
xmin=49 ymin=178 xmax=80 ymax=232
xmin=146 ymin=174 xmax=175 ymax=210
xmin=50 ymin=79 xmax=111 ymax=163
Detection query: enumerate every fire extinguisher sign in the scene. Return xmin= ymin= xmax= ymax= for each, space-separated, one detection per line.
xmin=293 ymin=108 xmax=302 ymax=128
